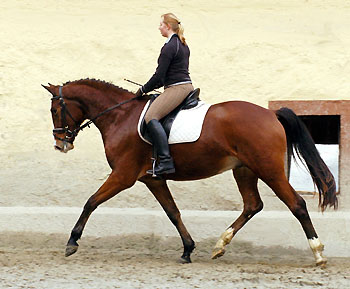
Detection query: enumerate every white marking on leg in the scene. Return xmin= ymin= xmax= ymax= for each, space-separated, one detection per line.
xmin=213 ymin=227 xmax=234 ymax=251
xmin=308 ymin=237 xmax=327 ymax=266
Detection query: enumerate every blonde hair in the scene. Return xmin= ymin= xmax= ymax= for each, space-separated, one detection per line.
xmin=162 ymin=13 xmax=187 ymax=45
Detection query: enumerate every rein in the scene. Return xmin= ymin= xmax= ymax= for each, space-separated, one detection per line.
xmin=52 ymin=85 xmax=140 ymax=142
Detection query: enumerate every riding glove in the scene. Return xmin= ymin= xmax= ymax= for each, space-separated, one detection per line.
xmin=135 ymin=87 xmax=144 ymax=98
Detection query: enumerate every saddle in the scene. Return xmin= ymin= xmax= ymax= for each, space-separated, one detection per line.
xmin=140 ymin=88 xmax=200 ymax=144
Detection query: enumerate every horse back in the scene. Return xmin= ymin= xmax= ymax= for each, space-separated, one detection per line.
xmin=202 ymin=100 xmax=287 ymax=159
xmin=206 ymin=101 xmax=284 ymax=138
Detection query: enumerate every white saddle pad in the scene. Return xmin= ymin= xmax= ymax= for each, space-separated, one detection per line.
xmin=137 ymin=100 xmax=211 ymax=144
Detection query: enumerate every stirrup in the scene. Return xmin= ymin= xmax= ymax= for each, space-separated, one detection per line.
xmin=146 ymin=157 xmax=175 ymax=177
xmin=146 ymin=157 xmax=157 ymax=177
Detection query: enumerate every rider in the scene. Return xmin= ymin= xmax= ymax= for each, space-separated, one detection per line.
xmin=136 ymin=13 xmax=194 ymax=176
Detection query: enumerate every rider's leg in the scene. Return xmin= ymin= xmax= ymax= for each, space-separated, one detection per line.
xmin=146 ymin=119 xmax=175 ymax=175
xmin=145 ymin=83 xmax=193 ymax=176
xmin=144 ymin=83 xmax=194 ymax=122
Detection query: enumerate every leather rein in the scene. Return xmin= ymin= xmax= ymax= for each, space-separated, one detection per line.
xmin=51 ymin=85 xmax=140 ymax=143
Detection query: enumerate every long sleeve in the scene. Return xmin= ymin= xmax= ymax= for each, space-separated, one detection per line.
xmin=142 ymin=34 xmax=191 ymax=93
xmin=142 ymin=44 xmax=176 ymax=93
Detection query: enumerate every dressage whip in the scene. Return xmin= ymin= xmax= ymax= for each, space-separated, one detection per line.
xmin=124 ymin=78 xmax=161 ymax=94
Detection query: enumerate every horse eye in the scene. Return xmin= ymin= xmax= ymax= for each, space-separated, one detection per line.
xmin=51 ymin=108 xmax=57 ymax=115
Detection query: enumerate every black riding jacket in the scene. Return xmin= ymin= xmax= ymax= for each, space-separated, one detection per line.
xmin=142 ymin=34 xmax=191 ymax=93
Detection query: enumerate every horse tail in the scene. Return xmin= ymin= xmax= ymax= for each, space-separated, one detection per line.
xmin=275 ymin=107 xmax=338 ymax=211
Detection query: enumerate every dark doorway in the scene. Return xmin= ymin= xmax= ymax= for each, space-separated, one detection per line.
xmin=299 ymin=115 xmax=340 ymax=144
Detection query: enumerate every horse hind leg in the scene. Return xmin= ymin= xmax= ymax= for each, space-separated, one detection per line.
xmin=264 ymin=173 xmax=327 ymax=266
xmin=212 ymin=167 xmax=263 ymax=259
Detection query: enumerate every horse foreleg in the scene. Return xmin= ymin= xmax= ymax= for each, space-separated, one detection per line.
xmin=65 ymin=171 xmax=135 ymax=257
xmin=141 ymin=177 xmax=195 ymax=263
xmin=212 ymin=167 xmax=263 ymax=259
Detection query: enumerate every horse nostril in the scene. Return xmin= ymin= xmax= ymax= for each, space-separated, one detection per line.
xmin=54 ymin=145 xmax=63 ymax=151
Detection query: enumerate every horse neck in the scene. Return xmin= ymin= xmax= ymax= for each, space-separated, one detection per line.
xmin=68 ymin=84 xmax=140 ymax=133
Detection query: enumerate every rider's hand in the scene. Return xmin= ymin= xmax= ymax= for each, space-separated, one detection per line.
xmin=135 ymin=87 xmax=144 ymax=98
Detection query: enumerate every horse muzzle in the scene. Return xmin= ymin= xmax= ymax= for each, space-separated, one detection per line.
xmin=54 ymin=139 xmax=74 ymax=153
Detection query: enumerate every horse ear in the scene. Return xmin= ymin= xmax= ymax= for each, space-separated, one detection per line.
xmin=42 ymin=83 xmax=55 ymax=95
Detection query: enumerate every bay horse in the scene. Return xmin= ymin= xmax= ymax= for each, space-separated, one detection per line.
xmin=43 ymin=79 xmax=337 ymax=266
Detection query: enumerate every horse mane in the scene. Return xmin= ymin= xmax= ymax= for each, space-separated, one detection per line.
xmin=64 ymin=78 xmax=133 ymax=94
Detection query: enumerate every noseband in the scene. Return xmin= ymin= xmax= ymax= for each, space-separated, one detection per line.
xmin=51 ymin=85 xmax=141 ymax=144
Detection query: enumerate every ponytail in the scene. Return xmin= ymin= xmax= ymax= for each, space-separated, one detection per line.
xmin=162 ymin=13 xmax=187 ymax=45
xmin=177 ymin=23 xmax=186 ymax=45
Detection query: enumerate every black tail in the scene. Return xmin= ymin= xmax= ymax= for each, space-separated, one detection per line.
xmin=276 ymin=107 xmax=338 ymax=211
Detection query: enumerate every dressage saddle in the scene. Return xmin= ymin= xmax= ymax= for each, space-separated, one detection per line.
xmin=140 ymin=88 xmax=200 ymax=143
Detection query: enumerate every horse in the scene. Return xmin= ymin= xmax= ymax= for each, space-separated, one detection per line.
xmin=42 ymin=79 xmax=337 ymax=266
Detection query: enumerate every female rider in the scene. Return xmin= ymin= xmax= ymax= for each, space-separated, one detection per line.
xmin=136 ymin=13 xmax=194 ymax=176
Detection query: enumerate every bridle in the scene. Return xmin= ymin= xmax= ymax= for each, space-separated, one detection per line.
xmin=51 ymin=85 xmax=140 ymax=143
xmin=51 ymin=86 xmax=79 ymax=143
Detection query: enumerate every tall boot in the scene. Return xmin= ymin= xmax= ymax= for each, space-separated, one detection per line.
xmin=146 ymin=119 xmax=175 ymax=176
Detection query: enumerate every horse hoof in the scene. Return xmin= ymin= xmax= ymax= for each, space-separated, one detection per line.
xmin=211 ymin=247 xmax=226 ymax=259
xmin=316 ymin=258 xmax=327 ymax=267
xmin=180 ymin=255 xmax=192 ymax=264
xmin=65 ymin=245 xmax=79 ymax=257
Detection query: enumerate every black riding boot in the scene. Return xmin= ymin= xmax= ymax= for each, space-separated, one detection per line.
xmin=146 ymin=119 xmax=175 ymax=176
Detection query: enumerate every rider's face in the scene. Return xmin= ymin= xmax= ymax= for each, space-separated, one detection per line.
xmin=159 ymin=19 xmax=170 ymax=38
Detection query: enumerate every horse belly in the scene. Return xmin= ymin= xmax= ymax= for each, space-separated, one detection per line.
xmin=170 ymin=156 xmax=242 ymax=181
xmin=216 ymin=156 xmax=242 ymax=174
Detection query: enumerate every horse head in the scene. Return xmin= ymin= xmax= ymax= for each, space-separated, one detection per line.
xmin=42 ymin=83 xmax=85 ymax=153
